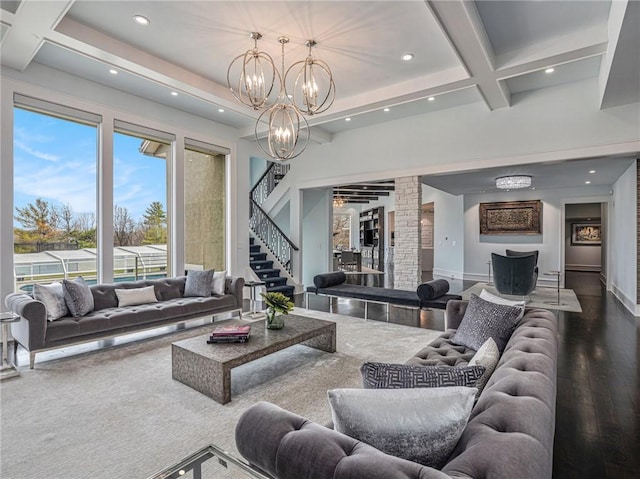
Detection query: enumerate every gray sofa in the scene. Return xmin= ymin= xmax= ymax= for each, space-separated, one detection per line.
xmin=235 ymin=300 xmax=557 ymax=479
xmin=5 ymin=276 xmax=244 ymax=368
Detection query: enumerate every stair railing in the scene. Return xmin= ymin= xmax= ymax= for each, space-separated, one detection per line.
xmin=250 ymin=198 xmax=298 ymax=275
xmin=250 ymin=161 xmax=290 ymax=206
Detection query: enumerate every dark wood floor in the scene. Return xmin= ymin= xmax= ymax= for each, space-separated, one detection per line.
xmin=297 ymin=271 xmax=640 ymax=478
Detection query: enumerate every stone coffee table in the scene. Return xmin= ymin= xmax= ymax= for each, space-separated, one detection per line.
xmin=171 ymin=314 xmax=336 ymax=404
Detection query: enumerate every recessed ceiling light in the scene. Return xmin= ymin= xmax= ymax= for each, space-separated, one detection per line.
xmin=109 ymin=69 xmax=118 ymax=75
xmin=171 ymin=91 xmax=178 ymax=96
xmin=545 ymin=67 xmax=555 ymax=74
xmin=427 ymin=96 xmax=435 ymax=102
xmin=585 ymin=180 xmax=591 ymax=184
xmin=218 ymin=108 xmax=224 ymax=113
xmin=345 ymin=117 xmax=351 ymax=122
xmin=133 ymin=15 xmax=150 ymax=26
xmin=589 ymin=170 xmax=596 ymax=174
xmin=401 ymin=53 xmax=414 ymax=61
xmin=383 ymin=108 xmax=390 ymax=112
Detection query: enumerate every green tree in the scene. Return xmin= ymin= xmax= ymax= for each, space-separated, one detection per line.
xmin=14 ymin=198 xmax=58 ymax=240
xmin=142 ymin=201 xmax=167 ymax=245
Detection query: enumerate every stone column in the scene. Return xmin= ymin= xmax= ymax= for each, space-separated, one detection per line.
xmin=394 ymin=176 xmax=422 ymax=290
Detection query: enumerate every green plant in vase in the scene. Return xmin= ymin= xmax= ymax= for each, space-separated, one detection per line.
xmin=261 ymin=291 xmax=294 ymax=330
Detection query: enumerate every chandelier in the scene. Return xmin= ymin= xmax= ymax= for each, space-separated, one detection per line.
xmin=227 ymin=33 xmax=335 ymax=161
xmin=495 ymin=175 xmax=532 ymax=190
xmin=333 ymin=191 xmax=346 ymax=209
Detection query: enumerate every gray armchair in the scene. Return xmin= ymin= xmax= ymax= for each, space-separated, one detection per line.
xmin=505 ymin=249 xmax=539 ymax=275
xmin=491 ymin=252 xmax=538 ymax=296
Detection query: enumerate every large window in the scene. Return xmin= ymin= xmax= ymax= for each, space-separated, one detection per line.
xmin=13 ymin=107 xmax=98 ymax=291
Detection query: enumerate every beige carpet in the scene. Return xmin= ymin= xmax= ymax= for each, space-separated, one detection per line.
xmin=461 ymin=282 xmax=582 ymax=313
xmin=0 ymin=308 xmax=440 ymax=479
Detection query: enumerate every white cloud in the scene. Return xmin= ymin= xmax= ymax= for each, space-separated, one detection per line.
xmin=14 ymin=140 xmax=61 ymax=162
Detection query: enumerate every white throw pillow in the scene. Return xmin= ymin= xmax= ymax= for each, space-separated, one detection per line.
xmin=480 ymin=289 xmax=525 ymax=319
xmin=212 ymin=270 xmax=227 ymax=295
xmin=115 ymin=286 xmax=158 ymax=307
xmin=33 ymin=282 xmax=69 ymax=321
xmin=468 ymin=337 xmax=500 ymax=395
xmin=327 ymin=386 xmax=476 ymax=468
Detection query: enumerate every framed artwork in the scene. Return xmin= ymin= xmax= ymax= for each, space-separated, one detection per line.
xmin=479 ymin=200 xmax=542 ymax=235
xmin=571 ymin=223 xmax=601 ymax=246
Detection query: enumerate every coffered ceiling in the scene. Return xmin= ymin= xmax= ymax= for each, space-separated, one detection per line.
xmin=2 ymin=0 xmax=638 ymax=142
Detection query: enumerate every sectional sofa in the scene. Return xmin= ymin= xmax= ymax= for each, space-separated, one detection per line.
xmin=5 ymin=275 xmax=244 ymax=368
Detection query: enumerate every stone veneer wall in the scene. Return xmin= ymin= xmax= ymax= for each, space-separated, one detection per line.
xmin=394 ymin=176 xmax=422 ymax=290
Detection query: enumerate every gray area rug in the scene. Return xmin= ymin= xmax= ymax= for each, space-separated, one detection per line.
xmin=461 ymin=282 xmax=582 ymax=312
xmin=0 ymin=308 xmax=440 ymax=479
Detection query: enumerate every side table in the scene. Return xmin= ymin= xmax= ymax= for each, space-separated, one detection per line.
xmin=543 ymin=270 xmax=564 ymax=306
xmin=0 ymin=312 xmax=21 ymax=381
xmin=245 ymin=281 xmax=266 ymax=320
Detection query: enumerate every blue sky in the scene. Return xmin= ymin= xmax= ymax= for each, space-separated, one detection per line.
xmin=13 ymin=108 xmax=167 ymax=227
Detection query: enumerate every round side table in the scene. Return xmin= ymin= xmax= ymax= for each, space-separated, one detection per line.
xmin=0 ymin=312 xmax=21 ymax=381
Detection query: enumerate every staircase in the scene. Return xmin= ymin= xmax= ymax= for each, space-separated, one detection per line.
xmin=250 ymin=237 xmax=295 ymax=299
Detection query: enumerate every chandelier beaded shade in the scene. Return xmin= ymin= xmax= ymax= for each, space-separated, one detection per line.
xmin=495 ymin=175 xmax=532 ymax=189
xmin=226 ymin=32 xmax=276 ymax=110
xmin=286 ymin=40 xmax=335 ymax=115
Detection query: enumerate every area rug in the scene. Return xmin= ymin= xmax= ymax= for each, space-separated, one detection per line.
xmin=461 ymin=282 xmax=582 ymax=313
xmin=0 ymin=308 xmax=440 ymax=479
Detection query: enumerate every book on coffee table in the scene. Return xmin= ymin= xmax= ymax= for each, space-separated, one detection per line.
xmin=207 ymin=335 xmax=250 ymax=344
xmin=210 ymin=324 xmax=251 ymax=337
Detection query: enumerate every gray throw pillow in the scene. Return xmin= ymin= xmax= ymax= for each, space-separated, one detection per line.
xmin=452 ymin=293 xmax=522 ymax=353
xmin=62 ymin=277 xmax=94 ymax=317
xmin=184 ymin=269 xmax=214 ymax=297
xmin=468 ymin=337 xmax=500 ymax=395
xmin=328 ymin=386 xmax=477 ymax=468
xmin=361 ymin=362 xmax=485 ymax=389
xmin=33 ymin=282 xmax=68 ymax=321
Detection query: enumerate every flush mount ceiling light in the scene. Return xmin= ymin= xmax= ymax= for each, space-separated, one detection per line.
xmin=227 ymin=32 xmax=277 ymax=110
xmin=286 ymin=40 xmax=335 ymax=115
xmin=255 ymin=37 xmax=310 ymax=161
xmin=496 ymin=175 xmax=532 ymax=190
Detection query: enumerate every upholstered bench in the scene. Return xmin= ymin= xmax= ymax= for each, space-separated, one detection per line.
xmin=305 ymin=272 xmax=461 ymax=320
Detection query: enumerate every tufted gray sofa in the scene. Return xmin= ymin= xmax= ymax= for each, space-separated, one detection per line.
xmin=235 ymin=299 xmax=557 ymax=479
xmin=5 ymin=276 xmax=244 ymax=369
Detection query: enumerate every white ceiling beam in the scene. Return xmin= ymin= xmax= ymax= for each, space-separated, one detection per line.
xmin=427 ymin=0 xmax=510 ymax=110
xmin=0 ymin=0 xmax=74 ymax=71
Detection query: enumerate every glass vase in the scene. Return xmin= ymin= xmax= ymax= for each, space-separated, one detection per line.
xmin=265 ymin=310 xmax=285 ymax=330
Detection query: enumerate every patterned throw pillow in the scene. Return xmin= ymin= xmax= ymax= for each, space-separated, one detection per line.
xmin=452 ymin=293 xmax=522 ymax=353
xmin=361 ymin=362 xmax=485 ymax=389
xmin=479 ymin=289 xmax=525 ymax=319
xmin=468 ymin=337 xmax=500 ymax=395
xmin=62 ymin=277 xmax=94 ymax=318
xmin=184 ymin=269 xmax=214 ymax=297
xmin=33 ymin=282 xmax=69 ymax=321
xmin=327 ymin=386 xmax=477 ymax=468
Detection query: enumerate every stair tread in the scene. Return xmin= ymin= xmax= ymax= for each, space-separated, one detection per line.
xmin=267 ymin=285 xmax=295 ymax=293
xmin=264 ymin=277 xmax=287 ymax=284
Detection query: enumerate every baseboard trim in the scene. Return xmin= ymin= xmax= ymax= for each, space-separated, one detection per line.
xmin=610 ymin=283 xmax=640 ymax=317
xmin=565 ymin=264 xmax=602 ymax=272
xmin=433 ymin=268 xmax=464 ymax=280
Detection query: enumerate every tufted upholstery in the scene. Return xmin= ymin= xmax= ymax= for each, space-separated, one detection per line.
xmin=406 ymin=331 xmax=476 ymax=367
xmin=235 ymin=300 xmax=557 ymax=479
xmin=5 ymin=276 xmax=244 ymax=367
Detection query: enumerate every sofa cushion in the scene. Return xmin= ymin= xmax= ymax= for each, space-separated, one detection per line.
xmin=416 ymin=279 xmax=450 ymax=300
xmin=212 ymin=271 xmax=227 ymax=295
xmin=468 ymin=337 xmax=500 ymax=395
xmin=115 ymin=286 xmax=158 ymax=307
xmin=62 ymin=277 xmax=94 ymax=317
xmin=361 ymin=362 xmax=485 ymax=389
xmin=184 ymin=269 xmax=214 ymax=297
xmin=33 ymin=282 xmax=68 ymax=321
xmin=328 ymin=386 xmax=477 ymax=469
xmin=452 ymin=293 xmax=522 ymax=353
xmin=313 ymin=271 xmax=346 ymax=288
xmin=406 ymin=330 xmax=476 ymax=367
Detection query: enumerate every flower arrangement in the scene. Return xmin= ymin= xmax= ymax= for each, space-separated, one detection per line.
xmin=261 ymin=291 xmax=294 ymax=329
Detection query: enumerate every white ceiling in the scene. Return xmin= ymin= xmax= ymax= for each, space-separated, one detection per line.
xmin=1 ymin=0 xmax=638 ymax=189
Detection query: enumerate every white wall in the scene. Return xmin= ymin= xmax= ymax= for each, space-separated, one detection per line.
xmin=422 ymin=185 xmax=464 ymax=279
xmin=463 ymin=186 xmax=611 ymax=286
xmin=302 ymin=188 xmax=332 ymax=286
xmin=610 ymin=162 xmax=638 ymax=313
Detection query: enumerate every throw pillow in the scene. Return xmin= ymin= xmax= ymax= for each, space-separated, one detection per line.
xmin=115 ymin=286 xmax=158 ymax=307
xmin=184 ymin=269 xmax=215 ymax=297
xmin=468 ymin=337 xmax=500 ymax=395
xmin=327 ymin=386 xmax=477 ymax=468
xmin=452 ymin=293 xmax=522 ymax=353
xmin=479 ymin=289 xmax=525 ymax=319
xmin=361 ymin=362 xmax=485 ymax=389
xmin=33 ymin=282 xmax=68 ymax=321
xmin=62 ymin=277 xmax=94 ymax=317
xmin=313 ymin=271 xmax=346 ymax=289
xmin=416 ymin=279 xmax=450 ymax=301
xmin=212 ymin=270 xmax=227 ymax=295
